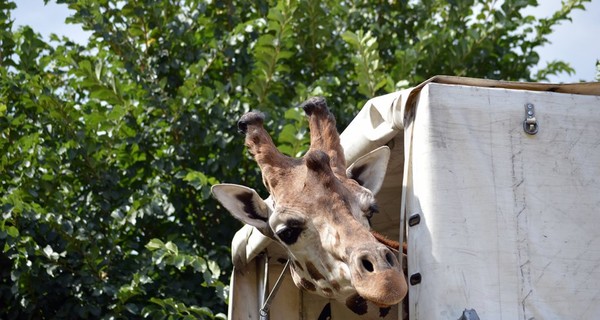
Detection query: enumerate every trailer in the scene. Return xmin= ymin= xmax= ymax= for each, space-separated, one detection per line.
xmin=227 ymin=76 xmax=600 ymax=319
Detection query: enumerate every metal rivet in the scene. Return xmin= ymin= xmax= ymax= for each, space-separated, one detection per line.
xmin=408 ymin=213 xmax=421 ymax=227
xmin=410 ymin=273 xmax=422 ymax=285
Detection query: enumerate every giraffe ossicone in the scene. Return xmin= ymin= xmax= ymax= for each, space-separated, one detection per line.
xmin=212 ymin=97 xmax=407 ymax=316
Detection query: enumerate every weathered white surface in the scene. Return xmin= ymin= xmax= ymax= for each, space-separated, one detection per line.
xmin=406 ymin=83 xmax=600 ymax=319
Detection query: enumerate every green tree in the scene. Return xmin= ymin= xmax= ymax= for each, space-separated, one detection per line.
xmin=0 ymin=0 xmax=590 ymax=318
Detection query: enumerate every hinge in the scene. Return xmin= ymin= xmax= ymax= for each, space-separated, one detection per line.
xmin=523 ymin=103 xmax=538 ymax=135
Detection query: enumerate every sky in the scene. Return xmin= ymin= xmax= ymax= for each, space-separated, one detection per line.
xmin=11 ymin=1 xmax=600 ymax=83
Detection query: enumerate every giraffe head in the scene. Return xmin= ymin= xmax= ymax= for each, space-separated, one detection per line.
xmin=212 ymin=97 xmax=407 ymax=314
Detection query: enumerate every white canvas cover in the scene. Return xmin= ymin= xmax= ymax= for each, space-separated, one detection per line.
xmin=228 ymin=76 xmax=600 ymax=319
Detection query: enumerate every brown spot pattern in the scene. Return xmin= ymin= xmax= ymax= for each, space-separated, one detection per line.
xmin=306 ymin=261 xmax=325 ymax=281
xmin=300 ymin=278 xmax=316 ymax=291
xmin=330 ymin=280 xmax=341 ymax=292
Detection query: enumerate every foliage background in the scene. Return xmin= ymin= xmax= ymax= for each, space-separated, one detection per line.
xmin=0 ymin=0 xmax=591 ymax=318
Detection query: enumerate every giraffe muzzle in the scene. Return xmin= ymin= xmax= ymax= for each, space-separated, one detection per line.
xmin=350 ymin=245 xmax=407 ymax=306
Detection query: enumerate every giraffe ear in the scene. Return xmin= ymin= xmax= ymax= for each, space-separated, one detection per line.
xmin=211 ymin=184 xmax=272 ymax=236
xmin=346 ymin=146 xmax=390 ymax=195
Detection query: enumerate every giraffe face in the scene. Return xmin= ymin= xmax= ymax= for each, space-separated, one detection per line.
xmin=212 ymin=98 xmax=407 ymax=313
xmin=266 ymin=166 xmax=381 ymax=300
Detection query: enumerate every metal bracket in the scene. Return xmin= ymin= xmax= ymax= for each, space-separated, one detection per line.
xmin=523 ymin=103 xmax=538 ymax=135
xmin=259 ymin=260 xmax=290 ymax=320
xmin=458 ymin=309 xmax=480 ymax=320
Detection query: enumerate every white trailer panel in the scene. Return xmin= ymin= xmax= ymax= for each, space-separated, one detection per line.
xmin=404 ymin=82 xmax=600 ymax=319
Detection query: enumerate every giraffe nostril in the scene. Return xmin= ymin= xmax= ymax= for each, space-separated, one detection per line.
xmin=362 ymin=259 xmax=374 ymax=272
xmin=385 ymin=252 xmax=395 ymax=267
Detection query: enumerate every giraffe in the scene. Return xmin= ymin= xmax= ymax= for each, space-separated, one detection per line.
xmin=212 ymin=97 xmax=407 ymax=317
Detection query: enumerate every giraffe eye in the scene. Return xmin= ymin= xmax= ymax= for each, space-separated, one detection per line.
xmin=277 ymin=227 xmax=302 ymax=245
xmin=276 ymin=219 xmax=304 ymax=245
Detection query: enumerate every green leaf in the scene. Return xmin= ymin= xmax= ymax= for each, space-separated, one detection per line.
xmin=341 ymin=31 xmax=360 ymax=47
xmin=146 ymin=239 xmax=164 ymax=251
xmin=182 ymin=170 xmax=208 ymax=190
xmin=149 ymin=297 xmax=166 ymax=307
xmin=192 ymin=257 xmax=208 ymax=273
xmin=173 ymin=254 xmax=185 ymax=270
xmin=278 ymin=124 xmax=298 ymax=144
xmin=6 ymin=226 xmax=19 ymax=238
xmin=164 ymin=241 xmax=178 ymax=254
